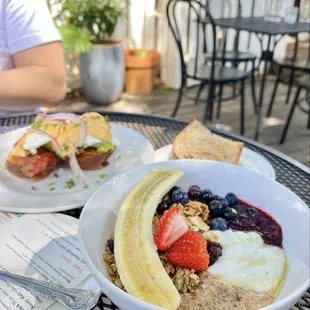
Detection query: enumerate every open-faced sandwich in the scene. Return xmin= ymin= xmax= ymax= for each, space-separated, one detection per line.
xmin=6 ymin=112 xmax=116 ymax=184
xmin=172 ymin=120 xmax=244 ymax=165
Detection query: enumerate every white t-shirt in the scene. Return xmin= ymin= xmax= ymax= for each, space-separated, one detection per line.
xmin=0 ymin=0 xmax=61 ymax=71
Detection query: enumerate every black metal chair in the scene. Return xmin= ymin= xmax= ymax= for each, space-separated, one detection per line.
xmin=167 ymin=0 xmax=255 ymax=135
xmin=267 ymin=35 xmax=310 ymax=117
xmin=280 ymin=74 xmax=310 ymax=144
xmin=204 ymin=0 xmax=258 ymax=119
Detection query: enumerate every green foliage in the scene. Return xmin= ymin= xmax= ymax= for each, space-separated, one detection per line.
xmin=58 ymin=26 xmax=93 ymax=54
xmin=48 ymin=0 xmax=123 ymax=54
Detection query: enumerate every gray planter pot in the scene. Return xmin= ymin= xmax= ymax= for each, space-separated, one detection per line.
xmin=80 ymin=42 xmax=125 ymax=105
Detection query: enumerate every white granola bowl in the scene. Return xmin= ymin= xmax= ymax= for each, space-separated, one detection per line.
xmin=78 ymin=160 xmax=310 ymax=310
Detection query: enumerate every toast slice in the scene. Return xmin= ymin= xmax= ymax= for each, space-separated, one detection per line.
xmin=172 ymin=120 xmax=244 ymax=165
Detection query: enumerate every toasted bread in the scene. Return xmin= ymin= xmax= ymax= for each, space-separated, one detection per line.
xmin=76 ymin=148 xmax=113 ymax=170
xmin=172 ymin=120 xmax=244 ymax=165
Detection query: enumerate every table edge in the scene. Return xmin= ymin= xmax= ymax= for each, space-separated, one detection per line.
xmin=210 ymin=17 xmax=310 ymax=35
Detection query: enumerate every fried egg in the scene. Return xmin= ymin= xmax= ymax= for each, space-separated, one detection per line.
xmin=204 ymin=229 xmax=286 ymax=294
xmin=23 ymin=134 xmax=51 ymax=155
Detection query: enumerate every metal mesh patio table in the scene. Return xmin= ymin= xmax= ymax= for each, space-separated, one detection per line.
xmin=0 ymin=111 xmax=309 ymax=310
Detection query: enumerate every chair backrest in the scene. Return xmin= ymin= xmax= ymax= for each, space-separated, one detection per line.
xmin=208 ymin=0 xmax=256 ymax=54
xmin=166 ymin=0 xmax=217 ymax=79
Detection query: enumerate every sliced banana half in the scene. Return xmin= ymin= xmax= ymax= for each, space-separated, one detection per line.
xmin=114 ymin=168 xmax=183 ymax=310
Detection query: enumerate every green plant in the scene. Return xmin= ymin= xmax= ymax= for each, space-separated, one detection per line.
xmin=48 ymin=0 xmax=123 ymax=54
xmin=58 ymin=26 xmax=93 ymax=54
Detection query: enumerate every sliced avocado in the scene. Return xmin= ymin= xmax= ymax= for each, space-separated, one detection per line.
xmin=32 ymin=119 xmax=43 ymax=129
xmin=44 ymin=142 xmax=54 ymax=152
xmin=96 ymin=141 xmax=115 ymax=153
xmin=43 ymin=142 xmax=62 ymax=157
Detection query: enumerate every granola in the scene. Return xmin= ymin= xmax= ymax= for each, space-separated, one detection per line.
xmin=104 ymin=200 xmax=211 ymax=295
xmin=104 ymin=247 xmax=201 ymax=294
xmin=103 ymin=244 xmax=124 ymax=290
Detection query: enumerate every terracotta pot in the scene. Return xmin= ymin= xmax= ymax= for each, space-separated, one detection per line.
xmin=124 ymin=49 xmax=160 ymax=94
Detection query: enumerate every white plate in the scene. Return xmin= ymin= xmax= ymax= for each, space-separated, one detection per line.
xmin=154 ymin=144 xmax=276 ymax=180
xmin=0 ymin=124 xmax=155 ymax=213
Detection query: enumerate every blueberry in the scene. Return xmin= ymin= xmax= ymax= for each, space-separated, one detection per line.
xmin=211 ymin=218 xmax=228 ymax=231
xmin=170 ymin=187 xmax=183 ymax=201
xmin=188 ymin=185 xmax=201 ymax=200
xmin=170 ymin=186 xmax=182 ymax=197
xmin=226 ymin=193 xmax=238 ymax=206
xmin=209 ymin=200 xmax=225 ymax=217
xmin=223 ymin=207 xmax=237 ymax=221
xmin=179 ymin=193 xmax=189 ymax=205
xmin=210 ymin=195 xmax=221 ymax=202
xmin=218 ymin=198 xmax=230 ymax=209
xmin=170 ymin=187 xmax=189 ymax=205
xmin=157 ymin=200 xmax=171 ymax=215
xmin=201 ymin=189 xmax=213 ymax=204
xmin=107 ymin=239 xmax=114 ymax=254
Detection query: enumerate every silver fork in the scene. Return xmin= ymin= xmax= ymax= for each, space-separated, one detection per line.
xmin=0 ymin=271 xmax=100 ymax=310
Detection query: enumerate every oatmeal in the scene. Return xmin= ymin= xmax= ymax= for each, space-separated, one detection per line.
xmin=179 ymin=273 xmax=274 ymax=310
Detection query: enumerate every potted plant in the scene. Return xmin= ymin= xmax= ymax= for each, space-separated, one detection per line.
xmin=53 ymin=0 xmax=125 ymax=104
xmin=125 ymin=41 xmax=160 ymax=94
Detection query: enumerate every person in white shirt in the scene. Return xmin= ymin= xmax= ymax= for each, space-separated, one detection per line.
xmin=0 ymin=0 xmax=67 ymax=110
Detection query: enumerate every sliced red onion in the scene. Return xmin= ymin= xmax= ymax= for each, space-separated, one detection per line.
xmin=28 ymin=128 xmax=62 ymax=154
xmin=69 ymin=154 xmax=90 ymax=186
xmin=45 ymin=113 xmax=87 ymax=147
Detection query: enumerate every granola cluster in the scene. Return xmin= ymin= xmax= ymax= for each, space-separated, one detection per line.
xmin=103 ymin=245 xmax=124 ymax=290
xmin=159 ymin=253 xmax=200 ymax=293
xmin=103 ymin=247 xmax=201 ymax=294
xmin=182 ymin=201 xmax=210 ymax=222
xmin=104 ymin=199 xmax=211 ymax=295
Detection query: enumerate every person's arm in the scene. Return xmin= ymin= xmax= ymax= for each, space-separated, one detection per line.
xmin=0 ymin=42 xmax=67 ymax=103
xmin=0 ymin=0 xmax=67 ymax=104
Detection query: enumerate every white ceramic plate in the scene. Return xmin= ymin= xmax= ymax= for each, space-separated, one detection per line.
xmin=0 ymin=124 xmax=155 ymax=213
xmin=79 ymin=160 xmax=309 ymax=310
xmin=154 ymin=144 xmax=276 ymax=180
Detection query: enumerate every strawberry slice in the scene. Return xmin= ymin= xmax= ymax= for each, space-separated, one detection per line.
xmin=169 ymin=230 xmax=207 ymax=254
xmin=154 ymin=207 xmax=189 ymax=251
xmin=168 ymin=252 xmax=210 ymax=272
xmin=168 ymin=231 xmax=210 ymax=272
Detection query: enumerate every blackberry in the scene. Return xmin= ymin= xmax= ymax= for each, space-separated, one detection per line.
xmin=207 ymin=241 xmax=223 ymax=266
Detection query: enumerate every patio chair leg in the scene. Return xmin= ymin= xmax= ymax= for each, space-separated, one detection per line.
xmin=216 ymin=84 xmax=224 ymax=119
xmin=194 ymin=83 xmax=205 ymax=105
xmin=209 ymin=84 xmax=216 ymax=122
xmin=285 ymin=83 xmax=293 ymax=105
xmin=171 ymin=81 xmax=186 ymax=118
xmin=250 ymin=61 xmax=258 ymax=114
xmin=266 ymin=77 xmax=280 ymax=117
xmin=280 ymin=87 xmax=301 ymax=144
xmin=203 ymin=83 xmax=215 ymax=125
xmin=240 ymin=80 xmax=245 ymax=135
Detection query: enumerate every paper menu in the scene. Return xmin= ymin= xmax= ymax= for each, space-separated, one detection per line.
xmin=0 ymin=212 xmax=93 ymax=310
